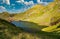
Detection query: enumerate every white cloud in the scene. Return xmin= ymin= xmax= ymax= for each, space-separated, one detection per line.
xmin=29 ymin=1 xmax=34 ymax=5
xmin=24 ymin=1 xmax=29 ymax=5
xmin=16 ymin=0 xmax=24 ymax=3
xmin=5 ymin=0 xmax=10 ymax=5
xmin=21 ymin=0 xmax=24 ymax=2
xmin=16 ymin=0 xmax=34 ymax=5
xmin=37 ymin=0 xmax=41 ymax=3
xmin=37 ymin=0 xmax=43 ymax=4
xmin=0 ymin=6 xmax=5 ymax=9
xmin=0 ymin=6 xmax=6 ymax=12
xmin=3 ymin=0 xmax=5 ymax=3
xmin=3 ymin=0 xmax=10 ymax=5
xmin=24 ymin=1 xmax=34 ymax=5
xmin=16 ymin=1 xmax=21 ymax=3
xmin=37 ymin=0 xmax=48 ymax=5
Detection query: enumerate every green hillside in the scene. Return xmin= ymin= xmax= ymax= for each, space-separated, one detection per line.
xmin=0 ymin=12 xmax=10 ymax=20
xmin=0 ymin=12 xmax=16 ymax=21
xmin=0 ymin=19 xmax=23 ymax=39
xmin=0 ymin=19 xmax=60 ymax=39
xmin=42 ymin=22 xmax=60 ymax=32
xmin=13 ymin=0 xmax=60 ymax=26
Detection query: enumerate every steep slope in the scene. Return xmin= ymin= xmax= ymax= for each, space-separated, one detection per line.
xmin=0 ymin=12 xmax=10 ymax=20
xmin=42 ymin=22 xmax=60 ymax=32
xmin=0 ymin=19 xmax=23 ymax=39
xmin=33 ymin=0 xmax=60 ymax=25
xmin=13 ymin=4 xmax=46 ymax=20
xmin=0 ymin=12 xmax=16 ymax=22
xmin=13 ymin=0 xmax=60 ymax=26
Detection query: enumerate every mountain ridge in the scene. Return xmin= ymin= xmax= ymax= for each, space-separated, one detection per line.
xmin=13 ymin=0 xmax=60 ymax=26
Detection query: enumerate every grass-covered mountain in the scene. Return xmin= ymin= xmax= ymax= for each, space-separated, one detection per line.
xmin=0 ymin=19 xmax=60 ymax=39
xmin=13 ymin=0 xmax=60 ymax=26
xmin=0 ymin=12 xmax=16 ymax=21
xmin=0 ymin=12 xmax=10 ymax=20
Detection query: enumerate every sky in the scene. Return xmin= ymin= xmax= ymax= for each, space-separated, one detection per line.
xmin=0 ymin=0 xmax=54 ymax=13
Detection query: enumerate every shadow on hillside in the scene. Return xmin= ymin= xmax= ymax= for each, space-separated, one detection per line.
xmin=50 ymin=18 xmax=60 ymax=25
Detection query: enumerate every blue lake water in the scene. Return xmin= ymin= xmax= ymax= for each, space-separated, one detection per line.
xmin=12 ymin=21 xmax=47 ymax=32
xmin=12 ymin=21 xmax=42 ymax=32
xmin=11 ymin=21 xmax=40 ymax=28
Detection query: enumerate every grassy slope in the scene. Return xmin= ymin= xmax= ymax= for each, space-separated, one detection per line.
xmin=0 ymin=12 xmax=10 ymax=20
xmin=0 ymin=19 xmax=23 ymax=39
xmin=13 ymin=0 xmax=60 ymax=26
xmin=42 ymin=23 xmax=60 ymax=32
xmin=13 ymin=5 xmax=45 ymax=20
xmin=0 ymin=12 xmax=16 ymax=21
xmin=0 ymin=19 xmax=60 ymax=39
xmin=41 ymin=0 xmax=60 ymax=32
